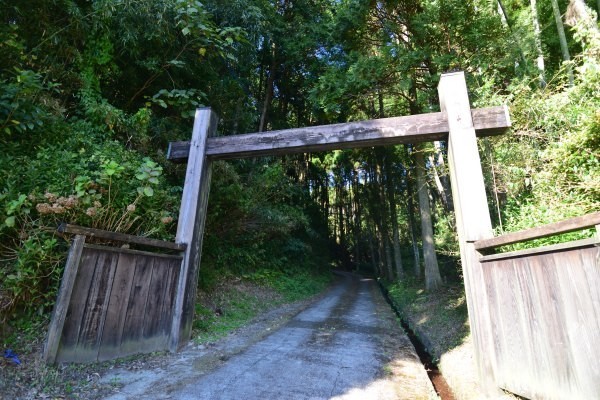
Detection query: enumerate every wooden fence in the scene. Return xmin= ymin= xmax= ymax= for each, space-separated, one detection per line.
xmin=44 ymin=224 xmax=185 ymax=364
xmin=474 ymin=212 xmax=600 ymax=399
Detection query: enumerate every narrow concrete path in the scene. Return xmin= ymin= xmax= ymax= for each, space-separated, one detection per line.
xmin=104 ymin=272 xmax=436 ymax=399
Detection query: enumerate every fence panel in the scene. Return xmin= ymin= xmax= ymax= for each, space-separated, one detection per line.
xmin=46 ymin=239 xmax=182 ymax=364
xmin=476 ymin=214 xmax=600 ymax=399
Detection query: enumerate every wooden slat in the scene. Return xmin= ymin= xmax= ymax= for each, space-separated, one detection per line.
xmin=474 ymin=212 xmax=600 ymax=251
xmin=120 ymin=254 xmax=154 ymax=355
xmin=142 ymin=258 xmax=172 ymax=339
xmin=44 ymin=235 xmax=86 ymax=364
xmin=58 ymin=223 xmax=186 ymax=251
xmin=75 ymin=250 xmax=118 ymax=361
xmin=83 ymin=244 xmax=183 ymax=260
xmin=97 ymin=252 xmax=137 ymax=361
xmin=167 ymin=106 xmax=511 ymax=162
xmin=57 ymin=247 xmax=99 ymax=361
xmin=480 ymin=238 xmax=598 ymax=262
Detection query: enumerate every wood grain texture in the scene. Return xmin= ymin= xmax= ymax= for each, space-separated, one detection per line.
xmin=57 ymin=248 xmax=98 ymax=359
xmin=58 ymin=223 xmax=185 ymax=251
xmin=439 ymin=71 xmax=498 ymax=394
xmin=479 ymin=237 xmax=598 ymax=261
xmin=44 ymin=235 xmax=85 ymax=364
xmin=167 ymin=106 xmax=510 ymax=161
xmin=97 ymin=252 xmax=137 ymax=361
xmin=170 ymin=108 xmax=218 ymax=351
xmin=474 ymin=211 xmax=600 ymax=251
xmin=481 ymin=243 xmax=600 ymax=399
xmin=120 ymin=254 xmax=155 ymax=355
xmin=52 ymin=243 xmax=183 ymax=363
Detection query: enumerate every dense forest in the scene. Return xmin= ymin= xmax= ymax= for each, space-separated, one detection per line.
xmin=1 ymin=0 xmax=599 ymax=335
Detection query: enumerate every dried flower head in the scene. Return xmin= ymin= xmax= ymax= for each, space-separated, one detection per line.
xmin=86 ymin=207 xmax=97 ymax=217
xmin=126 ymin=204 xmax=136 ymax=213
xmin=44 ymin=192 xmax=57 ymax=202
xmin=36 ymin=203 xmax=52 ymax=215
xmin=51 ymin=205 xmax=66 ymax=214
xmin=161 ymin=216 xmax=173 ymax=224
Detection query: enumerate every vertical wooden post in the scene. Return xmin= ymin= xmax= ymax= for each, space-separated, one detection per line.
xmin=439 ymin=72 xmax=498 ymax=393
xmin=170 ymin=108 xmax=218 ymax=351
xmin=44 ymin=234 xmax=86 ymax=364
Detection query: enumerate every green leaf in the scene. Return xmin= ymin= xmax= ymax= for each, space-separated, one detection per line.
xmin=143 ymin=186 xmax=154 ymax=197
xmin=182 ymin=27 xmax=191 ymax=36
xmin=5 ymin=216 xmax=16 ymax=227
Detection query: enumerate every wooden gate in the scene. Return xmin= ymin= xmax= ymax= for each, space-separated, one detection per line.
xmin=47 ymin=71 xmax=515 ymax=371
xmin=474 ymin=213 xmax=600 ymax=399
xmin=44 ymin=224 xmax=184 ymax=364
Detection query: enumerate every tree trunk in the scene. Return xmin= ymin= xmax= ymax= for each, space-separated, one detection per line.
xmin=551 ymin=0 xmax=574 ymax=86
xmin=428 ymin=141 xmax=454 ymax=213
xmin=414 ymin=145 xmax=443 ymax=291
xmin=258 ymin=42 xmax=276 ymax=132
xmin=406 ymin=176 xmax=421 ymax=277
xmin=497 ymin=0 xmax=528 ymax=67
xmin=385 ymin=152 xmax=404 ymax=281
xmin=530 ymin=0 xmax=547 ymax=87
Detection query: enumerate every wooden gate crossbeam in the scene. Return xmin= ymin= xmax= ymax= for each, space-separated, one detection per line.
xmin=167 ymin=105 xmax=510 ymax=161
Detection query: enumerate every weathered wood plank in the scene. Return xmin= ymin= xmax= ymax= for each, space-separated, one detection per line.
xmin=474 ymin=211 xmax=600 ymax=251
xmin=74 ymin=250 xmax=118 ymax=361
xmin=170 ymin=108 xmax=218 ymax=351
xmin=555 ymin=248 xmax=600 ymax=397
xmin=44 ymin=235 xmax=86 ymax=364
xmin=121 ymin=255 xmax=154 ymax=355
xmin=58 ymin=223 xmax=185 ymax=251
xmin=97 ymin=252 xmax=136 ymax=361
xmin=483 ymin=246 xmax=600 ymax=399
xmin=479 ymin=237 xmax=598 ymax=262
xmin=57 ymin=248 xmax=99 ymax=362
xmin=167 ymin=106 xmax=510 ymax=162
xmin=160 ymin=258 xmax=181 ymax=333
xmin=84 ymin=243 xmax=183 ymax=260
xmin=440 ymin=71 xmax=498 ymax=394
xmin=142 ymin=258 xmax=172 ymax=340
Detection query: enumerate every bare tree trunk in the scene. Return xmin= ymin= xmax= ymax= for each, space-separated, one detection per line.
xmin=406 ymin=181 xmax=421 ymax=277
xmin=551 ymin=0 xmax=574 ymax=86
xmin=428 ymin=141 xmax=453 ymax=213
xmin=414 ymin=145 xmax=443 ymax=291
xmin=497 ymin=0 xmax=528 ymax=68
xmin=353 ymin=170 xmax=362 ymax=271
xmin=258 ymin=42 xmax=276 ymax=132
xmin=368 ymin=231 xmax=378 ymax=275
xmin=385 ymin=152 xmax=404 ymax=281
xmin=530 ymin=0 xmax=547 ymax=87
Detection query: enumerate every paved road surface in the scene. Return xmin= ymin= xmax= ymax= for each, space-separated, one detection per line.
xmin=104 ymin=272 xmax=436 ymax=399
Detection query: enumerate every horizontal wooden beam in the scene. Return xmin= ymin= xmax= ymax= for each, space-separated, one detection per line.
xmin=479 ymin=237 xmax=599 ymax=262
xmin=167 ymin=106 xmax=510 ymax=162
xmin=474 ymin=211 xmax=600 ymax=251
xmin=58 ymin=223 xmax=186 ymax=251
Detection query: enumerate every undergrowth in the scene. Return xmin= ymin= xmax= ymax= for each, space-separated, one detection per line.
xmin=192 ymin=269 xmax=331 ymax=344
xmin=386 ymin=278 xmax=469 ymax=361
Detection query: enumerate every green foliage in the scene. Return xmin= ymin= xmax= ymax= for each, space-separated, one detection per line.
xmin=488 ymin=29 xmax=600 ymax=238
xmin=386 ymin=279 xmax=470 ymax=359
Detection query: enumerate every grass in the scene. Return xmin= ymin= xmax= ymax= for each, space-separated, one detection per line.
xmin=386 ymin=278 xmax=470 ymax=361
xmin=193 ymin=269 xmax=331 ymax=344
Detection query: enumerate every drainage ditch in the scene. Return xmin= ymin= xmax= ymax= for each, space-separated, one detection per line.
xmin=379 ymin=283 xmax=456 ymax=400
